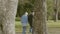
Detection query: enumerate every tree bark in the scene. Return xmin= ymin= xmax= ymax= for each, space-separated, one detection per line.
xmin=0 ymin=0 xmax=18 ymax=34
xmin=53 ymin=0 xmax=59 ymax=22
xmin=33 ymin=0 xmax=48 ymax=34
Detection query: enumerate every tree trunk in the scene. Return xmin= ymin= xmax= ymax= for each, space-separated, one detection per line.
xmin=53 ymin=0 xmax=59 ymax=22
xmin=0 ymin=0 xmax=18 ymax=34
xmin=32 ymin=0 xmax=48 ymax=34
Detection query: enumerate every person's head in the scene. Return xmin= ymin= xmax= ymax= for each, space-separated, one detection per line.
xmin=32 ymin=11 xmax=34 ymax=15
xmin=24 ymin=12 xmax=28 ymax=16
xmin=30 ymin=11 xmax=34 ymax=15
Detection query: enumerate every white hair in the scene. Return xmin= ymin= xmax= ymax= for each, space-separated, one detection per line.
xmin=25 ymin=12 xmax=28 ymax=15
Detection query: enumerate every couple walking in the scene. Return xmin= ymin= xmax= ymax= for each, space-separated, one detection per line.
xmin=21 ymin=11 xmax=34 ymax=34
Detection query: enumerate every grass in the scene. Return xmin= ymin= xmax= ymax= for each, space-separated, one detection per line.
xmin=15 ymin=21 xmax=22 ymax=32
xmin=15 ymin=21 xmax=30 ymax=32
xmin=15 ymin=20 xmax=60 ymax=32
xmin=47 ymin=20 xmax=60 ymax=27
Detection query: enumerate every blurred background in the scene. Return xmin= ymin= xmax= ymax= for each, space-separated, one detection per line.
xmin=15 ymin=0 xmax=60 ymax=34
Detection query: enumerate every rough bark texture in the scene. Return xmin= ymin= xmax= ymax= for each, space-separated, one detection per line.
xmin=0 ymin=0 xmax=18 ymax=34
xmin=33 ymin=0 xmax=48 ymax=34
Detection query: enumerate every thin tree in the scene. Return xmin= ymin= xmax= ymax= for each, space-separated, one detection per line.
xmin=53 ymin=0 xmax=59 ymax=22
xmin=32 ymin=0 xmax=48 ymax=34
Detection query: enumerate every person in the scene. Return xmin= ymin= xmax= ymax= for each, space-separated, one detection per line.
xmin=21 ymin=12 xmax=28 ymax=34
xmin=28 ymin=11 xmax=34 ymax=33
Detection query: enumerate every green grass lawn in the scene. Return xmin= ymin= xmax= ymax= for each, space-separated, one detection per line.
xmin=47 ymin=20 xmax=60 ymax=27
xmin=15 ymin=20 xmax=60 ymax=32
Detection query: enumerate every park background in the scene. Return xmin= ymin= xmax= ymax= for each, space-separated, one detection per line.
xmin=15 ymin=0 xmax=60 ymax=34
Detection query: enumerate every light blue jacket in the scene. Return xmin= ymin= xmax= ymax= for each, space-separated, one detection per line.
xmin=21 ymin=15 xmax=28 ymax=26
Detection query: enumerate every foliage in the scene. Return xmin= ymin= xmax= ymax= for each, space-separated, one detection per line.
xmin=15 ymin=17 xmax=20 ymax=21
xmin=16 ymin=0 xmax=34 ymax=17
xmin=16 ymin=0 xmax=60 ymax=19
xmin=47 ymin=0 xmax=54 ymax=19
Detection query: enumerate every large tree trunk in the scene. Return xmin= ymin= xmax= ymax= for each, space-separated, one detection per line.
xmin=33 ymin=0 xmax=48 ymax=34
xmin=0 ymin=0 xmax=18 ymax=34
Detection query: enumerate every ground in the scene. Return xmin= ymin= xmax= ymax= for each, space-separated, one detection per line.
xmin=15 ymin=20 xmax=60 ymax=34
